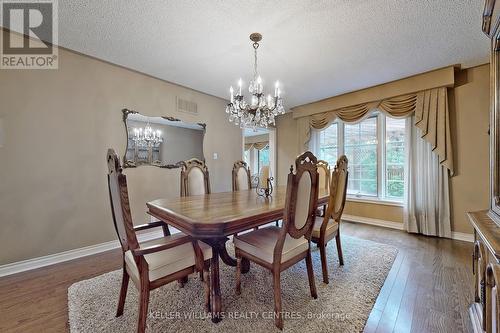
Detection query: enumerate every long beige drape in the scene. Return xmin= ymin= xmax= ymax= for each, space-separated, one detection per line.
xmin=244 ymin=141 xmax=269 ymax=151
xmin=297 ymin=87 xmax=453 ymax=174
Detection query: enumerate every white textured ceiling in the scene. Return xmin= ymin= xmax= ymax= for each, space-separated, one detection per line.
xmin=51 ymin=1 xmax=490 ymax=108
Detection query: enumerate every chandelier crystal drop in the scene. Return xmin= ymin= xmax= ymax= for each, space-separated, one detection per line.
xmin=225 ymin=33 xmax=285 ymax=130
xmin=133 ymin=121 xmax=163 ymax=148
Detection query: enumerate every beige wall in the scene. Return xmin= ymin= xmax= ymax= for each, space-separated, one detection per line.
xmin=343 ymin=201 xmax=403 ymax=223
xmin=0 ymin=34 xmax=242 ymax=265
xmin=276 ymin=64 xmax=491 ymax=234
xmin=449 ymin=64 xmax=490 ymax=233
xmin=276 ymin=112 xmax=298 ymax=185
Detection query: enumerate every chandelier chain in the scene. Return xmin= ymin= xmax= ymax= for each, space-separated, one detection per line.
xmin=253 ymin=45 xmax=258 ymax=80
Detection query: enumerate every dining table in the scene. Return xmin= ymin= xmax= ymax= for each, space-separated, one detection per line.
xmin=146 ymin=185 xmax=329 ymax=322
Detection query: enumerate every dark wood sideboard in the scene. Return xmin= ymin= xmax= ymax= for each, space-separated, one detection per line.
xmin=468 ymin=2 xmax=500 ymax=332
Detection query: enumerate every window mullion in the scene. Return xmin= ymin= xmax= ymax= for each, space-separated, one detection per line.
xmin=378 ymin=114 xmax=385 ymax=200
xmin=339 ymin=122 xmax=344 ymax=157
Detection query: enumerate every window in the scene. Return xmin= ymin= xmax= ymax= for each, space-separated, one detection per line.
xmin=344 ymin=117 xmax=378 ymax=196
xmin=385 ymin=117 xmax=406 ymax=200
xmin=257 ymin=146 xmax=270 ymax=172
xmin=243 ymin=149 xmax=250 ymax=166
xmin=318 ymin=123 xmax=338 ymax=165
xmin=315 ymin=113 xmax=406 ymax=202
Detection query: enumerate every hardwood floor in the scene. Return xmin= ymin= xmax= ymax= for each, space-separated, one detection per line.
xmin=0 ymin=222 xmax=473 ymax=333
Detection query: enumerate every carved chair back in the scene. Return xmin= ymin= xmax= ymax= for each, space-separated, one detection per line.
xmin=275 ymin=151 xmax=319 ymax=264
xmin=232 ymin=160 xmax=251 ymax=191
xmin=180 ymin=158 xmax=211 ymax=196
xmin=324 ymin=155 xmax=349 ymax=223
xmin=316 ymin=160 xmax=331 ymax=193
xmin=107 ymin=149 xmax=139 ymax=253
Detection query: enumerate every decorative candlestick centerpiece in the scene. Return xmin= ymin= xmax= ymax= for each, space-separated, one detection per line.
xmin=256 ymin=166 xmax=273 ymax=198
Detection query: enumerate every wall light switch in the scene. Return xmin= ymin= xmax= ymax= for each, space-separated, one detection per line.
xmin=213 ymin=152 xmax=218 ymax=160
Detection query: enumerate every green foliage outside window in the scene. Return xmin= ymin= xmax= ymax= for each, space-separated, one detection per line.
xmin=317 ymin=115 xmax=406 ymax=201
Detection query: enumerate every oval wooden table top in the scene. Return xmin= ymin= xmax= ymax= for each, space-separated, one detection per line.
xmin=147 ymin=186 xmax=329 ymax=238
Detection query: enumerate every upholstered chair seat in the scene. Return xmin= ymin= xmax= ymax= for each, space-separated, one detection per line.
xmin=311 ymin=217 xmax=339 ymax=239
xmin=233 ymin=226 xmax=308 ymax=264
xmin=124 ymin=233 xmax=212 ymax=284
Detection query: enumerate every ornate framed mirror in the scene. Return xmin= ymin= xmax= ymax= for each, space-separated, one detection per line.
xmin=122 ymin=108 xmax=206 ymax=169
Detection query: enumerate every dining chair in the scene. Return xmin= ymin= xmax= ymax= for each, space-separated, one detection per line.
xmin=317 ymin=160 xmax=330 ymax=193
xmin=234 ymin=151 xmax=319 ymax=330
xmin=107 ymin=149 xmax=212 ymax=333
xmin=311 ymin=155 xmax=348 ymax=284
xmin=232 ymin=160 xmax=251 ymax=191
xmin=316 ymin=160 xmax=330 ymax=216
xmin=180 ymin=158 xmax=210 ymax=196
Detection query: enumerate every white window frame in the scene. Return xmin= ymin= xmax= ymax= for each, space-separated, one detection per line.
xmin=314 ymin=112 xmax=405 ymax=205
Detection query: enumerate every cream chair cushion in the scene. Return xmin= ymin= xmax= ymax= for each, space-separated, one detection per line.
xmin=236 ymin=167 xmax=249 ymax=190
xmin=233 ymin=226 xmax=309 ymax=264
xmin=294 ymin=172 xmax=312 ymax=229
xmin=312 ymin=216 xmax=339 ymax=238
xmin=124 ymin=233 xmax=212 ymax=284
xmin=334 ymin=169 xmax=347 ymax=212
xmin=187 ymin=167 xmax=206 ymax=196
xmin=318 ymin=166 xmax=329 ymax=192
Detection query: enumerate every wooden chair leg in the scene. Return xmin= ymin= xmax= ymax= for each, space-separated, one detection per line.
xmin=178 ymin=276 xmax=188 ymax=288
xmin=203 ymin=267 xmax=211 ymax=312
xmin=116 ymin=267 xmax=129 ymax=317
xmin=319 ymin=241 xmax=329 ymax=284
xmin=235 ymin=256 xmax=242 ymax=295
xmin=137 ymin=285 xmax=150 ymax=333
xmin=306 ymin=249 xmax=318 ymax=299
xmin=335 ymin=233 xmax=344 ymax=266
xmin=273 ymin=271 xmax=283 ymax=330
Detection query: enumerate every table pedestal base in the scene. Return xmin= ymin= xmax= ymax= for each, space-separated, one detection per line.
xmin=205 ymin=237 xmax=250 ymax=323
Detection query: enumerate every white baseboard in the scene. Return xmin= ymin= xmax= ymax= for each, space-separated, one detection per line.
xmin=450 ymin=231 xmax=474 ymax=243
xmin=0 ymin=230 xmax=164 ymax=278
xmin=342 ymin=214 xmax=473 ymax=243
xmin=342 ymin=214 xmax=404 ymax=230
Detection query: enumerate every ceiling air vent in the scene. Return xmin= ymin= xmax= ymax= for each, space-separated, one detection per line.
xmin=176 ymin=97 xmax=198 ymax=115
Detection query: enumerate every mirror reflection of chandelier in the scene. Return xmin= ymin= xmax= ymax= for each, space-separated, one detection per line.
xmin=225 ymin=33 xmax=285 ymax=130
xmin=133 ymin=121 xmax=163 ymax=148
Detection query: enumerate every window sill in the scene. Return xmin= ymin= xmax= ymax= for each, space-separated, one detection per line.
xmin=346 ymin=196 xmax=404 ymax=207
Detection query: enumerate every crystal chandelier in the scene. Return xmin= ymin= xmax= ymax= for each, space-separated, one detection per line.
xmin=133 ymin=121 xmax=163 ymax=148
xmin=225 ymin=33 xmax=285 ymax=129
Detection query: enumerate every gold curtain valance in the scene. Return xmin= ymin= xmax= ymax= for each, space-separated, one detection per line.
xmin=299 ymin=87 xmax=453 ymax=174
xmin=245 ymin=141 xmax=269 ymax=151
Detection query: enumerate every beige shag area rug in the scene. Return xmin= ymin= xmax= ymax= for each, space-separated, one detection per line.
xmin=68 ymin=235 xmax=397 ymax=333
